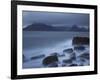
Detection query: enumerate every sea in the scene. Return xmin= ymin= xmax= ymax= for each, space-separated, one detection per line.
xmin=23 ymin=31 xmax=89 ymax=68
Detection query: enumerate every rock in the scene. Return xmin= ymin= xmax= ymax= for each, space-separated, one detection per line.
xmin=79 ymin=53 xmax=89 ymax=60
xmin=63 ymin=59 xmax=72 ymax=64
xmin=63 ymin=48 xmax=76 ymax=60
xmin=70 ymin=52 xmax=76 ymax=60
xmin=47 ymin=62 xmax=58 ymax=67
xmin=72 ymin=37 xmax=89 ymax=45
xmin=75 ymin=56 xmax=89 ymax=66
xmin=74 ymin=46 xmax=85 ymax=51
xmin=31 ymin=54 xmax=45 ymax=60
xmin=63 ymin=48 xmax=73 ymax=53
xmin=58 ymin=54 xmax=65 ymax=57
xmin=62 ymin=64 xmax=66 ymax=67
xmin=69 ymin=64 xmax=78 ymax=66
xmin=42 ymin=54 xmax=59 ymax=66
xmin=50 ymin=52 xmax=59 ymax=56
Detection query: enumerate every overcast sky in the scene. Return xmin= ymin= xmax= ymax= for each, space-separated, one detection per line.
xmin=22 ymin=11 xmax=89 ymax=28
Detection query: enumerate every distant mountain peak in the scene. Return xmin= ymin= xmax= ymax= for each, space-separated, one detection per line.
xmin=23 ymin=23 xmax=53 ymax=31
xmin=23 ymin=23 xmax=89 ymax=32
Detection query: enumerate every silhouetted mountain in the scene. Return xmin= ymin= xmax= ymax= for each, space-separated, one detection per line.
xmin=23 ymin=23 xmax=89 ymax=32
xmin=23 ymin=23 xmax=54 ymax=31
xmin=70 ymin=25 xmax=89 ymax=32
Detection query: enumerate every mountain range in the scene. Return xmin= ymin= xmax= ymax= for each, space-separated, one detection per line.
xmin=23 ymin=23 xmax=89 ymax=32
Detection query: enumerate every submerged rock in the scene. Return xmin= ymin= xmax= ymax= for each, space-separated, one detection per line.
xmin=72 ymin=37 xmax=89 ymax=45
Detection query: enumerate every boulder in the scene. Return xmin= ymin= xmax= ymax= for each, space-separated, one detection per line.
xmin=72 ymin=37 xmax=89 ymax=45
xmin=47 ymin=62 xmax=58 ymax=67
xmin=42 ymin=54 xmax=59 ymax=67
xmin=63 ymin=48 xmax=73 ymax=53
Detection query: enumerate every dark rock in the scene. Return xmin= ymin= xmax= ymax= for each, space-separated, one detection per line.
xmin=47 ymin=62 xmax=58 ymax=67
xmin=70 ymin=52 xmax=76 ymax=60
xmin=80 ymin=58 xmax=86 ymax=62
xmin=50 ymin=52 xmax=59 ymax=56
xmin=69 ymin=64 xmax=78 ymax=66
xmin=74 ymin=46 xmax=85 ymax=51
xmin=79 ymin=53 xmax=89 ymax=60
xmin=72 ymin=37 xmax=89 ymax=45
xmin=42 ymin=54 xmax=58 ymax=66
xmin=63 ymin=59 xmax=72 ymax=64
xmin=58 ymin=54 xmax=65 ymax=57
xmin=63 ymin=48 xmax=73 ymax=53
xmin=31 ymin=54 xmax=45 ymax=60
xmin=62 ymin=64 xmax=66 ymax=67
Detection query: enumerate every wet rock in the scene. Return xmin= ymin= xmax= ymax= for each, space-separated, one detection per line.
xmin=69 ymin=64 xmax=78 ymax=66
xmin=74 ymin=46 xmax=85 ymax=51
xmin=31 ymin=54 xmax=45 ymax=60
xmin=63 ymin=48 xmax=76 ymax=60
xmin=75 ymin=56 xmax=89 ymax=66
xmin=70 ymin=52 xmax=76 ymax=60
xmin=58 ymin=54 xmax=65 ymax=57
xmin=63 ymin=48 xmax=73 ymax=53
xmin=79 ymin=53 xmax=89 ymax=60
xmin=50 ymin=52 xmax=59 ymax=56
xmin=72 ymin=37 xmax=89 ymax=45
xmin=42 ymin=54 xmax=58 ymax=67
xmin=62 ymin=64 xmax=66 ymax=67
xmin=47 ymin=62 xmax=58 ymax=67
xmin=80 ymin=58 xmax=86 ymax=62
xmin=63 ymin=59 xmax=72 ymax=64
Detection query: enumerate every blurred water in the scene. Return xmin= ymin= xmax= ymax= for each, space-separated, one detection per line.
xmin=23 ymin=31 xmax=89 ymax=68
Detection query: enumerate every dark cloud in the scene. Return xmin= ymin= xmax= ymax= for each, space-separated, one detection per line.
xmin=22 ymin=11 xmax=89 ymax=28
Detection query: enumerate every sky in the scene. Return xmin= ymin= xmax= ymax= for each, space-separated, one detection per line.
xmin=22 ymin=11 xmax=89 ymax=28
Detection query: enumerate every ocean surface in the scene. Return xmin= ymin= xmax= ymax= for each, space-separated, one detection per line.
xmin=22 ymin=31 xmax=89 ymax=68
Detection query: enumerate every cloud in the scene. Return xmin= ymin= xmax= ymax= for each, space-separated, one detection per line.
xmin=22 ymin=11 xmax=89 ymax=28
